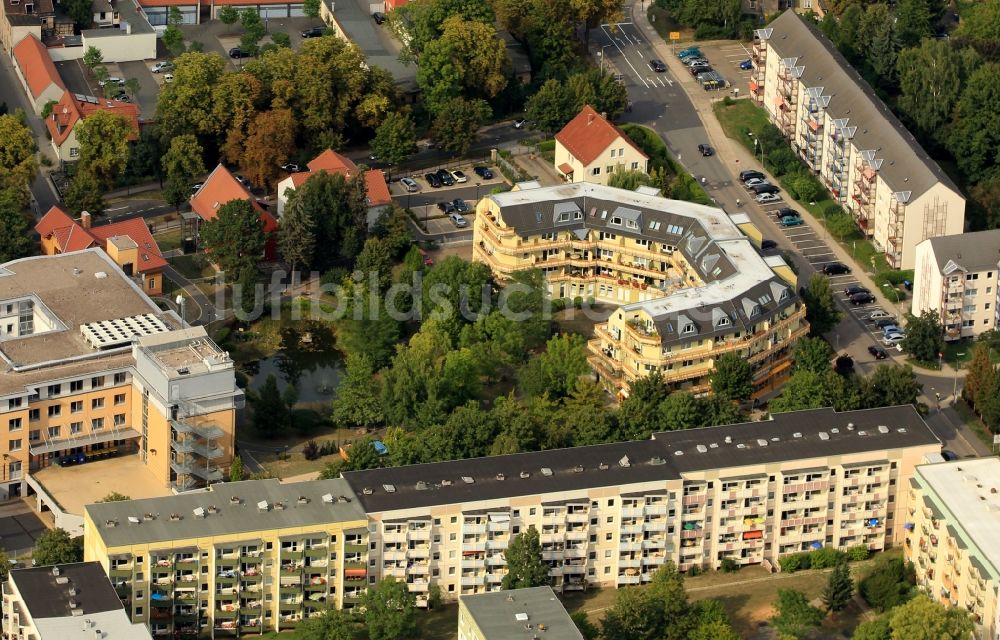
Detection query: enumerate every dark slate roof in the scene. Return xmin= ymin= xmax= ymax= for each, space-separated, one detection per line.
xmin=760 ymin=11 xmax=961 ymax=199
xmin=924 ymin=229 xmax=1000 ymax=273
xmin=344 ymin=406 xmax=939 ymax=513
xmin=10 ymin=562 xmax=122 ymax=618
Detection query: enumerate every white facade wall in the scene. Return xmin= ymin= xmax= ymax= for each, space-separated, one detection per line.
xmin=82 ymin=31 xmax=156 ymax=62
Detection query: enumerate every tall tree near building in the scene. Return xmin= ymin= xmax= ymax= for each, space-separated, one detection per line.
xmin=218 ymin=6 xmax=239 ymax=26
xmin=901 ymin=310 xmax=944 ymax=364
xmin=647 ymin=563 xmax=696 ymax=640
xmin=894 ymin=0 xmax=936 ymax=47
xmin=0 ymin=114 xmax=38 ymax=203
xmin=897 ymin=39 xmax=977 ymax=141
xmin=822 ymin=562 xmax=853 ymax=613
xmin=770 ymin=589 xmax=823 ymax=638
xmin=239 ymin=108 xmax=297 ymax=188
xmin=162 ymin=133 xmax=205 ymax=183
xmin=861 ymin=364 xmax=922 ymax=408
xmin=33 ymin=528 xmax=83 ymax=565
xmin=432 ymin=97 xmax=491 ymax=156
xmin=361 ymin=577 xmax=418 ymax=640
xmin=396 ymin=0 xmax=496 ymax=58
xmin=198 ymin=199 xmax=266 ymax=280
xmin=516 ymin=333 xmax=589 ymax=399
xmin=571 ymin=0 xmax=621 ymax=50
xmin=709 ymin=352 xmax=753 ymax=402
xmin=858 ymin=3 xmax=900 ymax=84
xmin=945 ymin=63 xmax=1000 ymax=184
xmin=331 ymin=353 xmax=385 ymax=428
xmin=955 ymin=0 xmax=1000 ymax=42
xmin=964 ymin=343 xmax=996 ymax=408
xmin=163 ymin=173 xmax=189 ymax=212
xmin=251 ymin=374 xmax=289 ymax=437
xmin=282 ymin=170 xmax=367 ymax=270
xmin=525 ymin=79 xmax=575 ymax=136
xmin=0 ymin=192 xmax=32 ymax=263
xmin=802 ymin=273 xmax=842 ymax=336
xmin=416 ymin=16 xmax=509 ymax=114
xmin=228 ymin=455 xmax=243 ymax=482
xmin=82 ymin=46 xmax=103 ymax=70
xmin=887 ymin=594 xmax=974 ymax=640
xmin=371 ymin=111 xmax=418 ymax=169
xmin=618 ymin=371 xmax=670 ymax=440
xmin=155 ymin=52 xmax=227 ymax=140
xmin=277 ymin=199 xmax=315 ymax=277
xmin=63 ymin=170 xmax=105 ymax=216
xmin=501 ymin=526 xmax=550 ymax=589
xmin=239 ymin=9 xmax=266 ymax=55
xmin=793 ymin=337 xmax=834 ymax=374
xmin=295 ymin=609 xmax=357 ymax=640
xmin=601 ymin=586 xmax=664 ymax=640
xmin=66 ymin=0 xmax=94 ymax=29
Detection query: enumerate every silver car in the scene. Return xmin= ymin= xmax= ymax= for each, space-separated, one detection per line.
xmin=449 ymin=213 xmax=468 ymax=228
xmin=400 ymin=177 xmax=419 ymax=193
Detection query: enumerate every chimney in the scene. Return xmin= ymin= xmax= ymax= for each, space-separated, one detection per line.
xmin=81 ymin=211 xmax=91 ymax=229
xmin=601 ymin=112 xmax=607 ymax=120
xmin=587 ymin=112 xmax=595 ymax=124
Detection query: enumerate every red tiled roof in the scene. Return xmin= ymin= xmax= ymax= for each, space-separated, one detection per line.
xmin=363 ymin=170 xmax=391 ymax=207
xmin=136 ymin=0 xmax=196 ymax=5
xmin=12 ymin=35 xmax=64 ymax=100
xmin=558 ymin=163 xmax=574 ymax=175
xmin=554 ymin=105 xmax=648 ymax=168
xmin=34 ymin=206 xmax=96 ymax=252
xmin=78 ymin=98 xmax=140 ymax=141
xmin=44 ymin=90 xmax=140 ymax=146
xmin=191 ymin=164 xmax=278 ymax=233
xmin=90 ymin=217 xmax=167 ymax=272
xmin=307 ymin=149 xmax=357 ymax=176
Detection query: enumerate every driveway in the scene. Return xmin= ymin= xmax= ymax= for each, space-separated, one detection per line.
xmin=118 ymin=60 xmax=160 ymax=118
xmin=334 ymin=0 xmax=415 ymax=86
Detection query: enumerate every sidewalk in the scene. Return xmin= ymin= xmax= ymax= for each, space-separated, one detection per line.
xmin=513 ymin=152 xmax=563 ymax=186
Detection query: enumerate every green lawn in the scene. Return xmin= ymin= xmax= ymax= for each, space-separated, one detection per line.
xmin=170 ymin=253 xmax=216 ymax=280
xmin=154 ymin=226 xmax=182 ymax=252
xmin=953 ymin=399 xmax=997 ymax=451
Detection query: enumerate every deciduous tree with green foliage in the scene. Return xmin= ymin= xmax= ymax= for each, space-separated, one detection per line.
xmin=897 ymin=39 xmax=978 ymax=142
xmin=82 ymin=46 xmax=103 ymax=70
xmin=901 ymin=309 xmax=944 ymax=364
xmin=199 ymin=199 xmax=265 ymax=280
xmin=283 ymin=170 xmax=367 ymax=270
xmin=361 ymin=577 xmax=417 ymax=640
xmin=888 ymin=593 xmax=973 ymax=640
xmin=277 ymin=198 xmax=315 ymax=277
xmin=859 ymin=555 xmax=915 ymax=612
xmin=0 ymin=192 xmax=32 ymax=262
xmin=517 ymin=333 xmax=589 ymax=399
xmin=33 ymin=528 xmax=83 ymax=565
xmin=964 ymin=342 xmax=996 ymax=409
xmin=331 ymin=353 xmax=385 ymax=428
xmin=794 ymin=336 xmax=834 ymax=374
xmin=802 ymin=273 xmax=842 ymax=336
xmin=432 ymin=97 xmax=491 ymax=156
xmin=0 ymin=114 xmax=36 ymax=205
xmin=710 ymin=352 xmax=752 ymax=402
xmin=162 ymin=133 xmax=205 ymax=182
xmin=63 ymin=170 xmax=105 ymax=216
xmin=770 ymin=589 xmax=823 ymax=638
xmin=66 ymin=0 xmax=94 ymax=29
xmin=229 ymin=455 xmax=244 ymax=481
xmin=945 ymin=63 xmax=1000 ymax=183
xmin=218 ymin=5 xmax=239 ymax=25
xmin=294 ymin=608 xmax=356 ymax=640
xmin=416 ymin=15 xmax=509 ymax=114
xmin=858 ymin=3 xmax=900 ymax=85
xmin=502 ymin=526 xmax=550 ymax=589
xmin=371 ymin=111 xmax=417 ymax=170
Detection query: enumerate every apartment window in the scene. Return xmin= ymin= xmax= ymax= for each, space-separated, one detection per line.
xmin=964 ymin=304 xmax=976 ymax=313
xmin=606 ymin=166 xmax=614 ymax=175
xmin=48 ymin=426 xmax=60 ymax=438
xmin=47 ymin=384 xmax=60 ymax=396
xmin=70 ymin=422 xmax=82 ymax=434
xmin=604 ymin=550 xmax=612 ymax=558
xmin=607 ymin=499 xmax=614 ymax=506
xmin=8 ymin=439 xmax=21 ymax=451
xmin=592 ymin=167 xmax=600 ymax=176
xmin=605 ymin=533 xmax=613 ymax=541
xmin=92 ymin=398 xmax=104 ymax=409
xmin=114 ymin=373 xmax=127 ymax=385
xmin=114 ymin=414 xmax=126 ymax=427
xmin=114 ymin=393 xmax=126 ymax=405
xmin=92 ymin=418 xmax=104 ymax=430
xmin=28 ymin=430 xmax=39 ymax=442
xmin=28 ymin=409 xmax=39 ymax=422
xmin=967 ymin=274 xmax=979 ymax=281
xmin=7 ymin=398 xmax=21 ymax=410
xmin=71 ymin=401 xmax=83 ymax=413
xmin=70 ymin=380 xmax=83 ymax=392
xmin=92 ymin=376 xmax=105 ymax=389
xmin=965 ymin=289 xmax=978 ymax=297
xmin=8 ymin=418 xmax=21 ymax=431
xmin=631 ymin=161 xmax=639 ymax=170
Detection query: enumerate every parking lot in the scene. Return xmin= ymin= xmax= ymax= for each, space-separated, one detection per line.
xmin=389 ymin=163 xmax=507 ymax=236
xmin=679 ymin=41 xmax=755 ymax=95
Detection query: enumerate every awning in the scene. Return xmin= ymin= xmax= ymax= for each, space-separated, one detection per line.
xmin=29 ymin=428 xmax=140 ymax=456
xmin=343 ymin=568 xmax=366 ymax=578
xmin=904 ymin=523 xmax=914 ymax=530
xmin=488 ymin=513 xmax=510 ymax=523
xmin=810 ymin=541 xmax=823 ymax=550
xmin=558 ymin=163 xmax=574 ymax=176
xmin=742 ymin=530 xmax=763 ymax=540
xmin=749 ymin=80 xmax=759 ymax=92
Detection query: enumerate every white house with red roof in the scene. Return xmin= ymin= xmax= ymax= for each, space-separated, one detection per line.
xmin=190 ymin=164 xmax=280 ymax=261
xmin=275 ymin=149 xmax=392 ymax=229
xmin=34 ymin=207 xmax=167 ymax=295
xmin=11 ymin=34 xmax=64 ymax=115
xmin=554 ymin=105 xmax=649 ymax=186
xmin=43 ymin=90 xmax=140 ymax=162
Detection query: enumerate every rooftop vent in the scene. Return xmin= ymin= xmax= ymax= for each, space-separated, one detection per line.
xmin=322 ymin=493 xmax=334 ymax=503
xmin=383 ymin=484 xmax=396 ymax=493
xmin=598 ymin=462 xmax=609 ymax=470
xmin=847 ymin=423 xmax=855 ymax=430
xmin=56 ymin=576 xmax=69 ymax=585
xmin=143 ymin=512 xmax=155 ymax=521
xmin=337 ymin=495 xmax=351 ymax=503
xmin=737 ymin=444 xmax=746 ymax=449
xmin=540 ymin=468 xmax=553 ymax=477
xmin=771 ymin=437 xmax=779 ymax=442
xmin=257 ymin=501 xmax=269 ymax=511
xmin=193 ymin=507 xmax=206 ymax=518
xmin=362 ymin=487 xmax=373 ymax=495
xmin=496 ymin=473 xmax=505 ymax=481
xmin=105 ymin=520 xmax=117 ymax=527
xmin=757 ymin=439 xmax=768 ymax=447
xmin=696 ymin=445 xmax=708 ymax=453
xmin=515 ymin=613 xmax=529 ymax=622
xmin=858 ymin=430 xmax=867 ymax=436
xmin=462 ymin=476 xmax=475 ymax=484
xmin=52 ymin=567 xmax=61 ymax=576
xmin=169 ymin=513 xmax=182 ymax=521
xmin=573 ymin=465 xmax=584 ymax=473
xmin=724 ymin=436 xmax=732 ymax=444
xmin=818 ymin=432 xmax=830 ymax=441
xmin=650 ymin=456 xmax=666 ymax=465
xmin=830 ymin=428 xmax=840 ymax=434
xmin=674 ymin=450 xmax=684 ymax=456
xmin=877 ymin=425 xmax=890 ymax=434
xmin=441 ymin=479 xmax=453 ymax=486
xmin=793 ymin=432 xmax=802 ymax=438
xmin=520 ymin=471 xmax=530 ymax=479
xmin=205 ymin=506 xmax=218 ymax=515
xmin=127 ymin=516 xmax=140 ymax=524
xmin=69 ymin=587 xmax=77 ymax=596
xmin=619 ymin=455 xmax=631 ymax=468
xmin=230 ymin=496 xmax=241 ymax=505
xmin=416 ymin=481 xmax=428 ymax=490
xmin=274 ymin=501 xmax=286 ymax=510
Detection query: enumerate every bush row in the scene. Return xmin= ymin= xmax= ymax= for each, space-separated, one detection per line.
xmin=778 ymin=544 xmax=870 ymax=573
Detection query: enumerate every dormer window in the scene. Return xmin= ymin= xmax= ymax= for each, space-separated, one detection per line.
xmin=625 ymin=220 xmax=638 ymax=230
xmin=758 ymin=294 xmax=772 ymax=305
xmin=535 ymin=212 xmax=543 ymax=223
xmin=557 ymin=212 xmax=570 ymax=222
xmin=682 ymin=323 xmax=696 ymax=334
xmin=716 ymin=317 xmax=730 ymax=327
xmin=574 ymin=211 xmax=583 ymax=220
xmin=610 ymin=216 xmax=622 ymax=225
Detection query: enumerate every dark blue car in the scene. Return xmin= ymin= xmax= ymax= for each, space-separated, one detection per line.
xmin=739 ymin=59 xmax=754 ymax=70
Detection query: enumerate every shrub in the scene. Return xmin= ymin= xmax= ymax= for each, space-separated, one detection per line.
xmin=779 ymin=552 xmax=812 ymax=573
xmin=860 ymin=556 xmax=916 ymax=611
xmin=302 ymin=440 xmax=320 ymax=460
xmin=687 ymin=564 xmax=701 ymax=576
xmin=720 ymin=558 xmax=741 ymax=573
xmin=536 ymin=139 xmax=555 ymax=153
xmin=320 ymin=267 xmax=349 ymax=287
xmin=573 ymin=296 xmax=584 ymax=309
xmin=847 ymin=545 xmax=870 ymax=562
xmin=810 ymin=547 xmax=847 ymax=569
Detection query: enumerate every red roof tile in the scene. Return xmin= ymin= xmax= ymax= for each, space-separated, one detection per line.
xmin=44 ymin=91 xmax=140 ymax=146
xmin=307 ymin=149 xmax=357 ymax=176
xmin=191 ymin=164 xmax=278 ymax=233
xmin=34 ymin=206 xmax=97 ymax=253
xmin=554 ymin=105 xmax=648 ymax=168
xmin=363 ymin=170 xmax=391 ymax=207
xmin=78 ymin=98 xmax=140 ymax=141
xmin=90 ymin=217 xmax=167 ymax=272
xmin=12 ymin=35 xmax=64 ymax=100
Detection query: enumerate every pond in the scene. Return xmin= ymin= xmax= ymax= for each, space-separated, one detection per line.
xmin=243 ymin=322 xmax=344 ymax=406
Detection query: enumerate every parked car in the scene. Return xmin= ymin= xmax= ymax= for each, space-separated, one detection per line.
xmin=436 ymin=169 xmax=455 ymax=186
xmin=513 ymin=118 xmax=527 ymax=129
xmin=758 ymin=193 xmax=781 ymax=204
xmin=760 ymin=239 xmax=777 ymax=251
xmin=235 ymin=175 xmax=250 ymax=187
xmin=372 ymin=11 xmax=386 ymax=24
xmin=822 ymin=262 xmax=851 ymax=275
xmin=685 ymin=57 xmax=709 ymax=67
xmin=449 ymin=213 xmax=468 ymax=228
xmin=437 ymin=201 xmax=454 ymax=214
xmin=150 ymin=61 xmax=173 ymax=73
xmin=744 ymin=178 xmax=768 ymax=188
xmin=425 ymin=172 xmax=442 ymax=188
xmin=451 ymin=170 xmax=468 ymax=183
xmin=739 ymin=59 xmax=754 ymax=70
xmin=281 ymin=162 xmax=301 ymax=173
xmin=844 ymin=285 xmax=870 ymax=297
xmin=697 ymin=144 xmax=713 ymax=156
xmin=98 ymin=76 xmax=124 ymax=87
xmin=865 ymin=309 xmax=893 ymax=320
xmin=850 ymin=292 xmax=875 ymax=305
xmin=473 ymin=166 xmax=493 ymax=179
xmin=301 ymin=26 xmax=325 ymax=37
xmin=400 ymin=177 xmax=419 ymax=192
xmin=648 ymin=59 xmax=667 ymax=72
xmin=113 ymin=93 xmax=130 ymax=102
xmin=190 ymin=183 xmax=203 ymax=194
xmin=677 ymin=47 xmax=701 ymax=59
xmin=752 ymin=184 xmax=780 ymax=195
xmin=778 ymin=214 xmax=803 ymax=225
xmin=941 ymin=450 xmax=959 ymax=461
xmin=775 ymin=209 xmax=799 ymax=221
xmin=868 ymin=345 xmax=888 ymax=359
xmin=739 ymin=169 xmax=765 ymax=182
xmin=452 ymin=199 xmax=470 ymax=213
xmin=689 ymin=64 xmax=711 ymax=76
xmin=874 ymin=317 xmax=898 ymax=329
xmin=881 ymin=325 xmax=902 ymax=336
xmin=883 ymin=333 xmax=906 ymax=345
xmin=229 ymin=47 xmax=249 ymax=59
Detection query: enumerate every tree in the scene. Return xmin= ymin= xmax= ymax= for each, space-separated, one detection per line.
xmin=163 ymin=172 xmax=189 ymax=212
xmin=33 ymin=528 xmax=82 ymax=565
xmin=822 ymin=562 xmax=853 ymax=613
xmin=710 ymin=352 xmax=752 ymax=402
xmin=416 ymin=16 xmax=509 ymax=114
xmin=600 ymin=561 xmax=697 ymax=640
xmin=525 ymin=79 xmax=574 ymax=135
xmin=901 ymin=310 xmax=944 ymax=364
xmin=361 ymin=577 xmax=417 ymax=640
xmin=63 ymin=170 xmax=105 ymax=216
xmin=690 ymin=600 xmax=740 ymax=640
xmin=0 ymin=550 xmax=11 ymax=582
xmin=945 ymin=63 xmax=1000 ymax=183
xmin=82 ymin=46 xmax=104 ymax=70
xmin=502 ymin=526 xmax=550 ymax=589
xmin=852 ymin=616 xmax=891 ymax=640
xmin=0 ymin=114 xmax=38 ymax=201
xmin=240 ymin=9 xmax=266 ymax=55
xmin=887 ymin=594 xmax=974 ymax=640
xmin=331 ymin=353 xmax=384 ymax=428
xmin=658 ymin=392 xmax=704 ymax=430
xmin=601 ymin=585 xmax=664 ymax=640
xmin=252 ymin=374 xmax=289 ymax=437
xmin=858 ymin=3 xmax=899 ymax=85
xmin=278 ymin=196 xmax=315 ymax=276
xmin=229 ymin=455 xmax=244 ymax=482
xmin=155 ymin=52 xmax=227 ymax=140
xmin=897 ymin=39 xmax=975 ymax=141
xmin=794 ymin=336 xmax=834 ymax=374
xmin=294 ymin=608 xmax=356 ymax=640
xmin=395 ymin=0 xmax=496 ymax=57
xmin=964 ymin=342 xmax=995 ymax=408
xmin=895 ymin=0 xmax=935 ymax=47
xmin=236 ymin=265 xmax=259 ymax=318
xmin=97 ymin=492 xmax=130 ymax=502
xmin=863 ymin=364 xmax=922 ymax=408
xmin=570 ymin=612 xmax=599 ymax=640
xmin=618 ymin=372 xmax=671 ymax=440
xmin=303 ymin=0 xmax=321 ymax=17
xmin=372 ymin=112 xmax=417 ymax=169
xmin=955 ymin=0 xmax=1000 ymax=42
xmin=770 ymin=589 xmax=823 ymax=638
xmin=240 ymin=108 xmax=297 ymax=188
xmin=0 ymin=192 xmax=33 ymax=262
xmin=608 ymin=168 xmax=656 ymax=191
xmin=517 ymin=333 xmax=589 ymax=399
xmin=75 ymin=110 xmax=133 ymax=189
xmin=284 ymin=170 xmax=367 ymax=270
xmin=162 ymin=25 xmax=185 ymax=55
xmin=859 ymin=555 xmax=915 ymax=612
xmin=354 ymin=237 xmax=394 ymax=292
xmin=432 ymin=97 xmax=491 ymax=156
xmin=66 ymin=0 xmax=94 ymax=29
xmin=647 ymin=562 xmax=695 ymax=640
xmin=572 ymin=0 xmax=621 ymax=50
xmin=218 ymin=5 xmax=239 ymax=25
xmin=162 ymin=133 xmax=205 ymax=182
xmin=802 ymin=273 xmax=842 ymax=336
xmin=199 ymin=199 xmax=266 ymax=280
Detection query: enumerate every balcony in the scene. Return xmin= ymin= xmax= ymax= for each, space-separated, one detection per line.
xmin=463 ymin=523 xmax=487 ymax=535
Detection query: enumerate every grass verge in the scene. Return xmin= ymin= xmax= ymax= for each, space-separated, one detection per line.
xmin=953 ymin=399 xmax=996 ymax=450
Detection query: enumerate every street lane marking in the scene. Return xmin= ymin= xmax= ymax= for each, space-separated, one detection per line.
xmin=602 ymin=24 xmax=650 ymax=88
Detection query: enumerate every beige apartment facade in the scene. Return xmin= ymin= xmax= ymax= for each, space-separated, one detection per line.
xmin=344 ymin=406 xmax=939 ymax=601
xmin=905 ymin=459 xmax=1000 ymax=640
xmin=751 ymin=12 xmax=965 ymax=270
xmin=553 ymin=106 xmax=649 ymax=186
xmin=912 ymin=230 xmax=1000 ymax=341
xmin=0 ymin=250 xmax=240 ymax=507
xmin=84 ymin=479 xmax=370 ymax=637
xmin=472 ymin=181 xmax=808 ymax=399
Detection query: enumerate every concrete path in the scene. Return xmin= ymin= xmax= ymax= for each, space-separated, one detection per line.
xmin=162 ymin=263 xmax=217 ymax=325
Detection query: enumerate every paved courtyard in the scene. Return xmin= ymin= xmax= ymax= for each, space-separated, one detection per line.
xmin=33 ymin=454 xmax=172 ymax=517
xmin=0 ymin=500 xmax=48 ymax=556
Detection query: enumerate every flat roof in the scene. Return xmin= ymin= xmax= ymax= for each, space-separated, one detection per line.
xmin=10 ymin=562 xmax=122 ymax=617
xmin=345 ymin=406 xmax=939 ymax=513
xmin=86 ymin=478 xmax=367 ymax=548
xmin=0 ymin=250 xmax=174 ymax=369
xmin=915 ymin=458 xmax=1000 ymax=580
xmin=136 ymin=326 xmax=232 ymax=377
xmin=461 ymin=586 xmax=583 ymax=640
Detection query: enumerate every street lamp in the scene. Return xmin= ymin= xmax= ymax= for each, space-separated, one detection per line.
xmin=475 ymin=182 xmax=482 ymax=202
xmin=954 ymin=353 xmax=965 ymax=399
